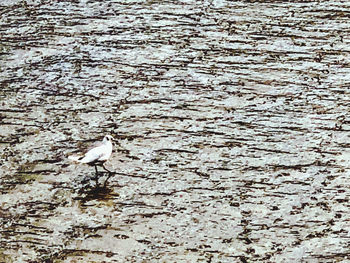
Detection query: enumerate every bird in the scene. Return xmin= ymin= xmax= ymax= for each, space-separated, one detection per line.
xmin=68 ymin=135 xmax=114 ymax=177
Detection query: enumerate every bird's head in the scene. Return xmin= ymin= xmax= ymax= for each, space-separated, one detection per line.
xmin=103 ymin=135 xmax=114 ymax=142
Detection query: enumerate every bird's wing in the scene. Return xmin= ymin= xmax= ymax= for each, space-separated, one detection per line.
xmin=79 ymin=145 xmax=105 ymax=163
xmin=85 ymin=141 xmax=104 ymax=152
xmin=68 ymin=138 xmax=106 ymax=163
xmin=68 ymin=155 xmax=82 ymax=162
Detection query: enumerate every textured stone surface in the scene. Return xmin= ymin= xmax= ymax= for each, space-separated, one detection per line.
xmin=1 ymin=1 xmax=350 ymax=262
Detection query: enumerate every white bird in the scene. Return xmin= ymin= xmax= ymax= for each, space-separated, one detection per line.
xmin=69 ymin=135 xmax=114 ymax=175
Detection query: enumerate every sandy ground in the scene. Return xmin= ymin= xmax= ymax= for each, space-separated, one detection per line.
xmin=1 ymin=1 xmax=350 ymax=262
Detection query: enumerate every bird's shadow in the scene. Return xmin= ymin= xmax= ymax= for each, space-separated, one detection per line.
xmin=72 ymin=171 xmax=118 ymax=201
xmin=78 ymin=184 xmax=114 ymax=202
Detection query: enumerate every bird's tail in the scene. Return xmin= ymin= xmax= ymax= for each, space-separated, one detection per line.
xmin=68 ymin=155 xmax=82 ymax=162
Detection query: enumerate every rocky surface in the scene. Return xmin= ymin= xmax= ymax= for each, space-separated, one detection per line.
xmin=1 ymin=0 xmax=350 ymax=262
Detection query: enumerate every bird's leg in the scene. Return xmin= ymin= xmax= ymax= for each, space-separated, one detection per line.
xmin=94 ymin=164 xmax=98 ymax=174
xmin=102 ymin=163 xmax=112 ymax=173
xmin=94 ymin=164 xmax=99 ymax=186
xmin=103 ymin=172 xmax=114 ymax=188
xmin=102 ymin=163 xmax=114 ymax=187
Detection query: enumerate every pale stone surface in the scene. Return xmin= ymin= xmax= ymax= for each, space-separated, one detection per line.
xmin=1 ymin=1 xmax=350 ymax=262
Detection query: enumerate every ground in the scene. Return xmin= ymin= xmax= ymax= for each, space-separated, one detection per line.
xmin=1 ymin=0 xmax=350 ymax=262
